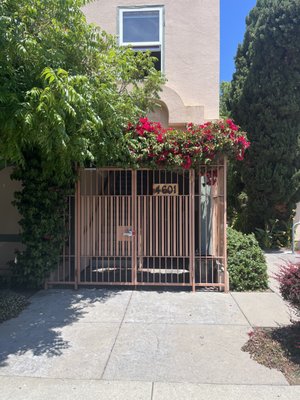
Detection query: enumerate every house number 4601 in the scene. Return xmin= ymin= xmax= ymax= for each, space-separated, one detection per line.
xmin=153 ymin=184 xmax=178 ymax=195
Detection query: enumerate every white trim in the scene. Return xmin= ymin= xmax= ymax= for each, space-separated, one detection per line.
xmin=119 ymin=6 xmax=163 ymax=46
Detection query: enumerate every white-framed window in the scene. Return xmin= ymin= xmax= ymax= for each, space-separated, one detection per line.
xmin=119 ymin=6 xmax=164 ymax=71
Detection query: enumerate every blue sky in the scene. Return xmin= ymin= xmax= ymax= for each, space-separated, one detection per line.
xmin=221 ymin=0 xmax=257 ymax=82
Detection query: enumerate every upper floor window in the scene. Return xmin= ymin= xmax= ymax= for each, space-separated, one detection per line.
xmin=119 ymin=7 xmax=164 ymax=71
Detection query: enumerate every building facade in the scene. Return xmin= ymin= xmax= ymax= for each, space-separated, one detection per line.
xmin=46 ymin=0 xmax=226 ymax=290
xmin=83 ymin=0 xmax=220 ymax=127
xmin=0 ymin=1 xmax=227 ymax=289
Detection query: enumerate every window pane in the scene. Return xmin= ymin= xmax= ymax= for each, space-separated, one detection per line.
xmin=123 ymin=11 xmax=160 ymax=43
xmin=133 ymin=49 xmax=161 ymax=71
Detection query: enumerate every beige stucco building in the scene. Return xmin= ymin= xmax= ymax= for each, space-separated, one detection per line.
xmin=83 ymin=0 xmax=220 ymax=127
xmin=0 ymin=0 xmax=221 ymax=276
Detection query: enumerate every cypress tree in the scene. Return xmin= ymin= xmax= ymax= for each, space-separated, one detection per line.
xmin=230 ymin=0 xmax=300 ymax=245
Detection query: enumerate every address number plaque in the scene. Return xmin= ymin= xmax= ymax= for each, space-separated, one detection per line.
xmin=152 ymin=184 xmax=179 ymax=195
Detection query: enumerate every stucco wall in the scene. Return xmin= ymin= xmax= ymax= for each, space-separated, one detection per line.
xmin=83 ymin=0 xmax=220 ymax=124
xmin=0 ymin=167 xmax=21 ymax=234
xmin=0 ymin=167 xmax=23 ymax=273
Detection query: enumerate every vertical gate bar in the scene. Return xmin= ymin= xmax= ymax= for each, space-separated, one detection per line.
xmin=127 ymin=196 xmax=129 ymax=256
xmin=84 ymin=176 xmax=87 ymax=281
xmin=93 ymin=196 xmax=96 ymax=257
xmin=110 ymin=197 xmax=113 ymax=257
xmin=62 ymin=201 xmax=66 ymax=282
xmin=223 ymin=157 xmax=228 ymax=292
xmin=205 ymin=166 xmax=208 ymax=284
xmin=165 ymin=196 xmax=168 ymax=257
xmin=90 ymin=171 xmax=92 ymax=257
xmin=113 ymin=195 xmax=115 ymax=262
xmin=82 ymin=195 xmax=85 ymax=282
xmin=155 ymin=196 xmax=158 ymax=257
xmin=99 ymin=196 xmax=102 ymax=258
xmin=179 ymin=195 xmax=182 ymax=256
xmin=170 ymin=195 xmax=173 ymax=256
xmin=84 ymin=179 xmax=87 ymax=281
xmin=159 ymin=171 xmax=162 ymax=258
xmin=82 ymin=179 xmax=85 ymax=262
xmin=217 ymin=163 xmax=220 ymax=285
xmin=90 ymin=196 xmax=92 ymax=259
xmin=132 ymin=170 xmax=137 ymax=285
xmin=75 ymin=171 xmax=81 ymax=289
xmin=122 ymin=194 xmax=125 ymax=256
xmin=95 ymin=198 xmax=98 ymax=283
xmin=189 ymin=169 xmax=195 ymax=291
xmin=86 ymin=193 xmax=89 ymax=261
xmin=63 ymin=196 xmax=71 ymax=282
xmin=116 ymin=196 xmax=119 ymax=256
xmin=143 ymin=195 xmax=146 ymax=256
xmin=68 ymin=196 xmax=71 ymax=282
xmin=137 ymin=196 xmax=140 ymax=262
xmin=162 ymin=194 xmax=165 ymax=256
xmin=95 ymin=173 xmax=98 ymax=259
xmin=185 ymin=197 xmax=188 ymax=256
xmin=199 ymin=173 xmax=202 ymax=283
xmin=105 ymin=196 xmax=107 ymax=257
xmin=149 ymin=196 xmax=152 ymax=256
xmin=197 ymin=175 xmax=203 ymax=283
xmin=167 ymin=196 xmax=170 ymax=256
xmin=174 ymin=193 xmax=177 ymax=257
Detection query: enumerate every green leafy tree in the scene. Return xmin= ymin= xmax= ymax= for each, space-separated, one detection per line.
xmin=0 ymin=0 xmax=163 ymax=176
xmin=219 ymin=81 xmax=241 ymax=225
xmin=0 ymin=0 xmax=163 ymax=286
xmin=230 ymin=0 xmax=300 ymax=246
xmin=220 ymin=81 xmax=232 ymax=119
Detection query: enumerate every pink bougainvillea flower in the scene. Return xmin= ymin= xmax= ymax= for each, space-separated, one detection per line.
xmin=226 ymin=119 xmax=239 ymax=131
xmin=236 ymin=150 xmax=245 ymax=161
xmin=154 ymin=121 xmax=162 ymax=130
xmin=237 ymin=136 xmax=250 ymax=149
xmin=182 ymin=155 xmax=192 ymax=169
xmin=156 ymin=133 xmax=164 ymax=143
xmin=187 ymin=122 xmax=194 ymax=132
xmin=127 ymin=117 xmax=250 ymax=172
xmin=136 ymin=128 xmax=145 ymax=137
xmin=205 ymin=133 xmax=214 ymax=141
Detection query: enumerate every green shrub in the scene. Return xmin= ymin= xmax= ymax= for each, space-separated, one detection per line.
xmin=227 ymin=227 xmax=268 ymax=291
xmin=0 ymin=291 xmax=29 ymax=323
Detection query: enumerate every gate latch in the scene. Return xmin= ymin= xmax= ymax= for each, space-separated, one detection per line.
xmin=123 ymin=229 xmax=135 ymax=237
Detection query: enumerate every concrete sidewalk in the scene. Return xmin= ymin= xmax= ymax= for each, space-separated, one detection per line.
xmin=1 ymin=376 xmax=300 ymax=400
xmin=0 ymin=253 xmax=299 ymax=399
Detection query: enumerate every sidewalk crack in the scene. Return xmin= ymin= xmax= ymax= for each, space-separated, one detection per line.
xmin=100 ymin=291 xmax=134 ymax=380
xmin=230 ymin=293 xmax=253 ymax=328
xmin=150 ymin=382 xmax=154 ymax=400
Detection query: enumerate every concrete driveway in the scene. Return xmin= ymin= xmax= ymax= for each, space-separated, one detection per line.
xmin=1 ymin=286 xmax=299 ymax=399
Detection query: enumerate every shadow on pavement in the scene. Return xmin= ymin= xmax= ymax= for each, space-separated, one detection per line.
xmin=0 ymin=289 xmax=120 ymax=367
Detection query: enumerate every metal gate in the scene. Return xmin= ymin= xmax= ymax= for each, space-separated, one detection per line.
xmin=48 ymin=160 xmax=227 ymax=291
